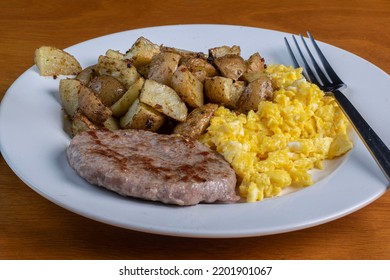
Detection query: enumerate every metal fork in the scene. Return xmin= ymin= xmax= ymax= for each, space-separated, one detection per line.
xmin=285 ymin=32 xmax=390 ymax=182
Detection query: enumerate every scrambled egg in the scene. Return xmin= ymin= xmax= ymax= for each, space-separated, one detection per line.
xmin=199 ymin=64 xmax=353 ymax=202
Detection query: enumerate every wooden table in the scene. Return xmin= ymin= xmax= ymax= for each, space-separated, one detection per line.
xmin=1 ymin=0 xmax=389 ymax=260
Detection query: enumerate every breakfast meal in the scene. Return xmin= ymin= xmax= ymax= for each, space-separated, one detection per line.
xmin=34 ymin=36 xmax=353 ymax=205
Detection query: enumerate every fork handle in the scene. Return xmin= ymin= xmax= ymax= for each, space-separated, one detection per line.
xmin=332 ymin=89 xmax=390 ymax=182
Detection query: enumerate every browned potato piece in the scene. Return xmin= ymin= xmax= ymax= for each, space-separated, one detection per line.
xmin=161 ymin=46 xmax=207 ymax=61
xmin=242 ymin=52 xmax=266 ymax=82
xmin=71 ymin=110 xmax=98 ymax=136
xmin=208 ymin=45 xmax=241 ymax=60
xmin=139 ymin=79 xmax=188 ymax=122
xmin=120 ymin=99 xmax=165 ymax=131
xmin=236 ymin=75 xmax=273 ymax=113
xmin=76 ymin=65 xmax=97 ymax=86
xmin=110 ymin=77 xmax=145 ymax=117
xmin=204 ymin=76 xmax=245 ymax=108
xmin=96 ymin=55 xmax=140 ymax=89
xmin=78 ymin=84 xmax=112 ymax=124
xmin=34 ymin=46 xmax=82 ymax=76
xmin=105 ymin=49 xmax=124 ymax=60
xmin=148 ymin=52 xmax=181 ymax=86
xmin=59 ymin=78 xmax=82 ymax=117
xmin=103 ymin=116 xmax=120 ymax=131
xmin=214 ymin=54 xmax=247 ymax=81
xmin=183 ymin=57 xmax=218 ymax=83
xmin=173 ymin=103 xmax=218 ymax=139
xmin=88 ymin=75 xmax=126 ymax=107
xmin=124 ymin=36 xmax=161 ymax=68
xmin=171 ymin=65 xmax=204 ymax=108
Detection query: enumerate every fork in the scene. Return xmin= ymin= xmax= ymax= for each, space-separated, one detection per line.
xmin=285 ymin=32 xmax=390 ymax=182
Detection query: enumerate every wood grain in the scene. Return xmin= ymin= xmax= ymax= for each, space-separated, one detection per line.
xmin=1 ymin=0 xmax=389 ymax=260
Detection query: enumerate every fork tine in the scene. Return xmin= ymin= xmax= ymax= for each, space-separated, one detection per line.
xmin=285 ymin=36 xmax=312 ymax=82
xmin=291 ymin=34 xmax=319 ymax=84
xmin=284 ymin=37 xmax=300 ymax=69
xmin=300 ymin=33 xmax=331 ymax=86
xmin=306 ymin=32 xmax=344 ymax=85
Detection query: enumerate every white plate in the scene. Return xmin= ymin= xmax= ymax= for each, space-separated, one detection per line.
xmin=1 ymin=25 xmax=389 ymax=238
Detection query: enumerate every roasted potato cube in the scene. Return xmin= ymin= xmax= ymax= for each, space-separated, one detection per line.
xmin=147 ymin=52 xmax=181 ymax=86
xmin=208 ymin=45 xmax=241 ymax=60
xmin=124 ymin=36 xmax=161 ymax=68
xmin=183 ymin=57 xmax=218 ymax=83
xmin=173 ymin=103 xmax=218 ymax=139
xmin=135 ymin=65 xmax=150 ymax=78
xmin=236 ymin=75 xmax=273 ymax=113
xmin=59 ymin=78 xmax=82 ymax=117
xmin=139 ymin=79 xmax=188 ymax=121
xmin=71 ymin=110 xmax=98 ymax=136
xmin=96 ymin=55 xmax=140 ymax=89
xmin=105 ymin=49 xmax=124 ymax=60
xmin=34 ymin=46 xmax=82 ymax=76
xmin=88 ymin=75 xmax=126 ymax=107
xmin=214 ymin=54 xmax=247 ymax=81
xmin=161 ymin=46 xmax=207 ymax=61
xmin=78 ymin=84 xmax=112 ymax=124
xmin=204 ymin=76 xmax=245 ymax=108
xmin=242 ymin=52 xmax=266 ymax=82
xmin=103 ymin=116 xmax=120 ymax=131
xmin=120 ymin=99 xmax=165 ymax=131
xmin=110 ymin=77 xmax=145 ymax=117
xmin=171 ymin=65 xmax=204 ymax=108
xmin=76 ymin=65 xmax=97 ymax=86
xmin=231 ymin=80 xmax=246 ymax=102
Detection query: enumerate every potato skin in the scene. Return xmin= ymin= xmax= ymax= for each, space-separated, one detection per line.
xmin=204 ymin=76 xmax=244 ymax=108
xmin=173 ymin=103 xmax=218 ymax=139
xmin=88 ymin=75 xmax=126 ymax=107
xmin=96 ymin=55 xmax=140 ymax=89
xmin=214 ymin=54 xmax=247 ymax=81
xmin=182 ymin=57 xmax=218 ymax=83
xmin=59 ymin=78 xmax=82 ymax=117
xmin=76 ymin=65 xmax=97 ymax=86
xmin=147 ymin=52 xmax=181 ymax=86
xmin=236 ymin=75 xmax=273 ymax=113
xmin=120 ymin=99 xmax=165 ymax=132
xmin=208 ymin=45 xmax=241 ymax=60
xmin=171 ymin=65 xmax=204 ymax=108
xmin=124 ymin=36 xmax=161 ymax=68
xmin=71 ymin=110 xmax=98 ymax=137
xmin=242 ymin=52 xmax=266 ymax=83
xmin=105 ymin=49 xmax=124 ymax=60
xmin=78 ymin=84 xmax=112 ymax=124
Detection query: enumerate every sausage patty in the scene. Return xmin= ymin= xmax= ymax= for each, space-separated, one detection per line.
xmin=67 ymin=129 xmax=239 ymax=205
